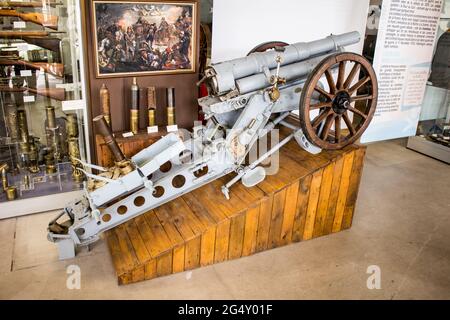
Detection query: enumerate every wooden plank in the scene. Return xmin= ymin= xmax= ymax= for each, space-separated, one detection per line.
xmin=172 ymin=245 xmax=185 ymax=274
xmin=114 ymin=225 xmax=141 ymax=273
xmin=185 ymin=236 xmax=201 ymax=270
xmin=181 ymin=193 xmax=217 ymax=266
xmin=156 ymin=251 xmax=173 ymax=277
xmin=292 ymin=175 xmax=313 ymax=242
xmin=154 ymin=206 xmax=185 ymax=247
xmin=280 ymin=180 xmax=299 ymax=245
xmin=342 ymin=148 xmax=366 ymax=229
xmin=131 ymin=265 xmax=145 ymax=283
xmin=144 ymin=259 xmax=157 ymax=280
xmin=313 ymin=163 xmax=335 ymax=238
xmin=332 ymin=151 xmax=355 ymax=232
xmin=228 ymin=213 xmax=246 ymax=259
xmin=242 ymin=205 xmax=260 ymax=257
xmin=302 ymin=169 xmax=323 ymax=240
xmin=106 ymin=231 xmax=128 ymax=276
xmin=214 ymin=221 xmax=231 ymax=263
xmin=124 ymin=220 xmax=151 ymax=264
xmin=136 ymin=211 xmax=172 ymax=258
xmin=256 ymin=195 xmax=273 ymax=252
xmin=323 ymin=155 xmax=345 ymax=235
xmin=268 ymin=188 xmax=287 ymax=248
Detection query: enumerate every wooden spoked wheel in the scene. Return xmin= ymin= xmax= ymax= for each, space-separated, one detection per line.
xmin=299 ymin=52 xmax=378 ymax=150
xmin=247 ymin=41 xmax=289 ymax=55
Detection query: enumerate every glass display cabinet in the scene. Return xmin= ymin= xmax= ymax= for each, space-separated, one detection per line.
xmin=408 ymin=1 xmax=450 ymax=164
xmin=0 ymin=0 xmax=90 ymax=217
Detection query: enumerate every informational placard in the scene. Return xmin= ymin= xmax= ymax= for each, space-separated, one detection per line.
xmin=361 ymin=0 xmax=444 ymax=143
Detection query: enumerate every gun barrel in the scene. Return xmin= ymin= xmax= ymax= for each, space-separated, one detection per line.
xmin=209 ymin=31 xmax=360 ymax=95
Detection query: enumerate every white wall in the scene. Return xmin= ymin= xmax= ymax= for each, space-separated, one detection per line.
xmin=212 ymin=0 xmax=370 ymax=63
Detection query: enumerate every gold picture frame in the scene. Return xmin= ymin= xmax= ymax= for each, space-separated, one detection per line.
xmin=92 ymin=0 xmax=197 ymax=78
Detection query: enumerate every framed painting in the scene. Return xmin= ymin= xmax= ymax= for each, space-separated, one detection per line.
xmin=91 ymin=1 xmax=197 ymax=78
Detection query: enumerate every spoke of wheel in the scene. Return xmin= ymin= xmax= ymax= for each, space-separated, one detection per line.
xmin=309 ymin=102 xmax=332 ymax=110
xmin=321 ymin=114 xmax=335 ymax=140
xmin=342 ymin=112 xmax=356 ymax=136
xmin=351 ymin=94 xmax=373 ymax=102
xmin=314 ymin=86 xmax=333 ymax=101
xmin=348 ymin=106 xmax=368 ymax=119
xmin=348 ymin=76 xmax=370 ymax=95
xmin=336 ymin=61 xmax=346 ymax=89
xmin=312 ymin=109 xmax=333 ymax=129
xmin=335 ymin=115 xmax=341 ymax=143
xmin=325 ymin=69 xmax=337 ymax=94
xmin=343 ymin=63 xmax=360 ymax=89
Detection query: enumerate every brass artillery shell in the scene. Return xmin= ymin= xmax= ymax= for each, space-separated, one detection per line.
xmin=66 ymin=114 xmax=79 ymax=138
xmin=68 ymin=137 xmax=81 ymax=160
xmin=1 ymin=165 xmax=8 ymax=191
xmin=147 ymin=86 xmax=157 ymax=127
xmin=46 ymin=106 xmax=57 ymax=130
xmin=167 ymin=106 xmax=175 ymax=126
xmin=148 ymin=109 xmax=156 ymax=127
xmin=166 ymin=87 xmax=175 ymax=126
xmin=5 ymin=186 xmax=17 ymax=201
xmin=93 ymin=115 xmax=126 ymax=163
xmin=130 ymin=109 xmax=139 ymax=134
xmin=100 ymin=83 xmax=111 ymax=127
xmin=6 ymin=104 xmax=18 ymax=141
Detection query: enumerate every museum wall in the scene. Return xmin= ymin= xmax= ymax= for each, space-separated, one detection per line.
xmin=81 ymin=0 xmax=200 ymax=162
xmin=211 ymin=0 xmax=370 ymax=62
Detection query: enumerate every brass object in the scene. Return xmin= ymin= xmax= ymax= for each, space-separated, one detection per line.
xmin=23 ymin=175 xmax=30 ymax=189
xmin=147 ymin=86 xmax=156 ymax=126
xmin=5 ymin=186 xmax=17 ymax=201
xmin=130 ymin=109 xmax=139 ymax=134
xmin=45 ymin=152 xmax=56 ymax=175
xmin=166 ymin=87 xmax=175 ymax=126
xmin=46 ymin=164 xmax=57 ymax=174
xmin=148 ymin=109 xmax=156 ymax=127
xmin=46 ymin=106 xmax=57 ymax=130
xmin=68 ymin=137 xmax=84 ymax=182
xmin=6 ymin=104 xmax=18 ymax=141
xmin=1 ymin=163 xmax=9 ymax=191
xmin=66 ymin=114 xmax=79 ymax=138
xmin=28 ymin=140 xmax=40 ymax=173
xmin=100 ymin=83 xmax=111 ymax=127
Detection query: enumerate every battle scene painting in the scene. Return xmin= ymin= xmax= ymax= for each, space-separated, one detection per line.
xmin=92 ymin=1 xmax=197 ymax=77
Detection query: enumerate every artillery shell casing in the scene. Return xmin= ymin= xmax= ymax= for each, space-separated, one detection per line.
xmin=6 ymin=104 xmax=18 ymax=141
xmin=5 ymin=186 xmax=17 ymax=201
xmin=100 ymin=83 xmax=111 ymax=127
xmin=167 ymin=106 xmax=175 ymax=126
xmin=66 ymin=114 xmax=79 ymax=138
xmin=1 ymin=168 xmax=8 ymax=191
xmin=131 ymin=77 xmax=139 ymax=110
xmin=130 ymin=109 xmax=139 ymax=134
xmin=46 ymin=106 xmax=57 ymax=129
xmin=148 ymin=109 xmax=156 ymax=127
xmin=93 ymin=115 xmax=126 ymax=163
xmin=68 ymin=137 xmax=81 ymax=161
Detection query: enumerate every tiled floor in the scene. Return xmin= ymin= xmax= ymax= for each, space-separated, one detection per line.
xmin=0 ymin=139 xmax=449 ymax=299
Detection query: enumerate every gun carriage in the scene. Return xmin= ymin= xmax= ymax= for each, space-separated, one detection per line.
xmin=48 ymin=31 xmax=378 ymax=259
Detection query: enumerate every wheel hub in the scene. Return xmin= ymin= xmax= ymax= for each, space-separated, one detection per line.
xmin=332 ymin=91 xmax=351 ymax=115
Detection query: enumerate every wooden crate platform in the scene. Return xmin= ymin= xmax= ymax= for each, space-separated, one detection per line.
xmin=105 ymin=138 xmax=366 ymax=285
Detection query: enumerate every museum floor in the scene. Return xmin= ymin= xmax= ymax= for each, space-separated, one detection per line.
xmin=0 ymin=138 xmax=449 ymax=300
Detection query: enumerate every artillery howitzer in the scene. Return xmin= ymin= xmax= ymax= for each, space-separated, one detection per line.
xmin=48 ymin=31 xmax=378 ymax=259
